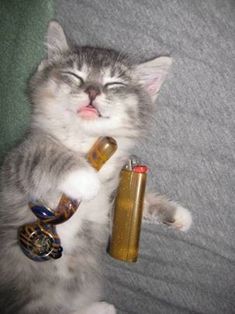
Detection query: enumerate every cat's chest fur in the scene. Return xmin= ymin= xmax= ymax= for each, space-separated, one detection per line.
xmin=55 ymin=154 xmax=123 ymax=257
xmin=54 ymin=182 xmax=115 ymax=277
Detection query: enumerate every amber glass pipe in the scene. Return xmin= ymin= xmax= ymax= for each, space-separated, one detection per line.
xmin=108 ymin=163 xmax=148 ymax=262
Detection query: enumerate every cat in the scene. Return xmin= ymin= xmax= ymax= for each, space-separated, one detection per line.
xmin=0 ymin=21 xmax=192 ymax=314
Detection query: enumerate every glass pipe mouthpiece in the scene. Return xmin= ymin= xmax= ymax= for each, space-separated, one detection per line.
xmin=87 ymin=136 xmax=117 ymax=170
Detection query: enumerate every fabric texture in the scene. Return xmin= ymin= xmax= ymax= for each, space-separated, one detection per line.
xmin=0 ymin=0 xmax=54 ymax=164
xmin=55 ymin=1 xmax=235 ymax=314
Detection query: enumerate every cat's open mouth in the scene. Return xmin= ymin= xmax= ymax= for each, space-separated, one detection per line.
xmin=78 ymin=103 xmax=102 ymax=119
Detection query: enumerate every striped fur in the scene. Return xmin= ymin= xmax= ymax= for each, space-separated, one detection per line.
xmin=0 ymin=21 xmax=173 ymax=314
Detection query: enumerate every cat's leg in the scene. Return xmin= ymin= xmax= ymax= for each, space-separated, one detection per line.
xmin=144 ymin=193 xmax=192 ymax=231
xmin=3 ymin=140 xmax=101 ymax=202
xmin=80 ymin=302 xmax=116 ymax=314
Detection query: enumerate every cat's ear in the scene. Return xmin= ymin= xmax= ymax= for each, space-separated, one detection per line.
xmin=46 ymin=20 xmax=69 ymax=59
xmin=135 ymin=57 xmax=172 ymax=102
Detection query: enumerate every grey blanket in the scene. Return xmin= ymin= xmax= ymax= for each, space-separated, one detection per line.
xmin=56 ymin=1 xmax=235 ymax=313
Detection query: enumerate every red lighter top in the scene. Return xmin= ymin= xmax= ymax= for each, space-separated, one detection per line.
xmin=133 ymin=165 xmax=148 ymax=173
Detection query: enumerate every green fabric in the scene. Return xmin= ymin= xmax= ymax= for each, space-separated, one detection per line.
xmin=0 ymin=0 xmax=54 ymax=164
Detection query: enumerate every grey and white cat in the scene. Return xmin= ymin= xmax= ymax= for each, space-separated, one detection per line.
xmin=0 ymin=21 xmax=192 ymax=314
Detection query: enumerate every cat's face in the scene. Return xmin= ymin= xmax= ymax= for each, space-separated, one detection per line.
xmin=30 ymin=21 xmax=172 ymax=139
xmin=31 ymin=47 xmax=143 ymax=137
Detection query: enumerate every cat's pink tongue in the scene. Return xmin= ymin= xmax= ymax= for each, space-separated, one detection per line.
xmin=78 ymin=106 xmax=98 ymax=119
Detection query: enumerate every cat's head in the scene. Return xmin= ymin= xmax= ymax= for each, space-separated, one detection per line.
xmin=30 ymin=21 xmax=172 ymax=141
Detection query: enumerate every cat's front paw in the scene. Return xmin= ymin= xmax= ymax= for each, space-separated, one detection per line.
xmin=59 ymin=167 xmax=100 ymax=201
xmin=164 ymin=203 xmax=192 ymax=232
xmin=144 ymin=194 xmax=192 ymax=232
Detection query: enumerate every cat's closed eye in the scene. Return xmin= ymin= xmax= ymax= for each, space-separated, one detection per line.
xmin=60 ymin=70 xmax=126 ymax=90
xmin=61 ymin=71 xmax=84 ymax=86
xmin=104 ymin=82 xmax=127 ymax=90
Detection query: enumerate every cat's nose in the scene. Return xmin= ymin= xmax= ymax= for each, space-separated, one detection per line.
xmin=85 ymin=85 xmax=101 ymax=101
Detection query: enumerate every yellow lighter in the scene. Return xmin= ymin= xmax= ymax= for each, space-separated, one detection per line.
xmin=108 ymin=158 xmax=148 ymax=262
